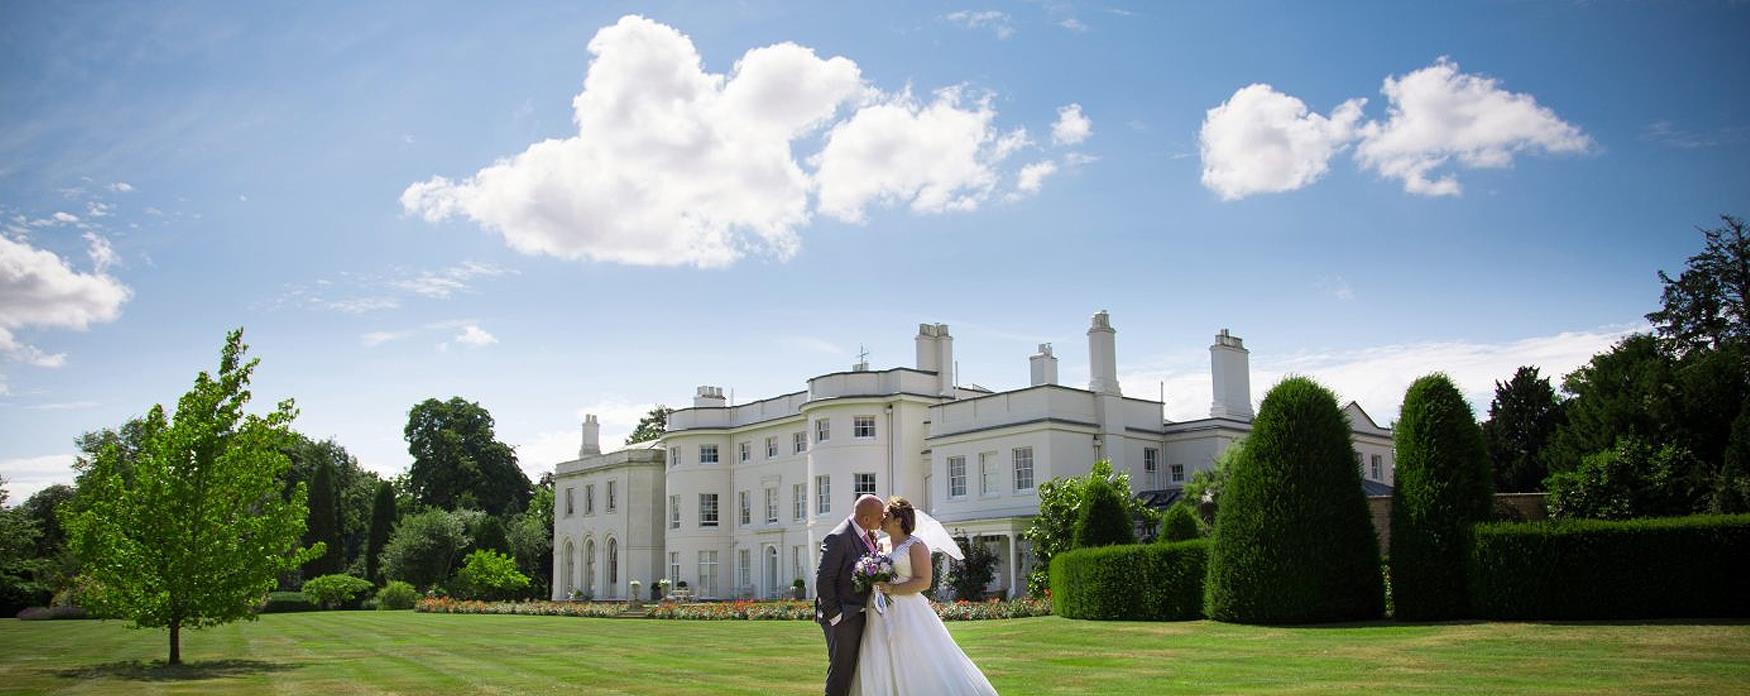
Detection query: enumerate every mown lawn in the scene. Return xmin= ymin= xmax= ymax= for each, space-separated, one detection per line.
xmin=2 ymin=612 xmax=1747 ymax=695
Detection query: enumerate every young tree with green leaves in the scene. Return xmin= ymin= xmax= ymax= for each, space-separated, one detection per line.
xmin=1206 ymin=377 xmax=1384 ymax=624
xmin=1390 ymin=374 xmax=1495 ymax=621
xmin=62 ymin=330 xmax=321 ymax=664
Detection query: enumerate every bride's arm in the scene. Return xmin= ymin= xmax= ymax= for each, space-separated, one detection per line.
xmin=881 ymin=543 xmax=934 ymax=595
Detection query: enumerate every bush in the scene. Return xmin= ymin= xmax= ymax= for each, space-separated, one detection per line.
xmin=1546 ymin=438 xmax=1700 ymax=520
xmin=1206 ymin=377 xmax=1385 ymax=624
xmin=1051 ymin=540 xmax=1207 ymax=621
xmin=301 ymin=574 xmax=374 ymax=609
xmin=945 ymin=535 xmax=999 ymax=601
xmin=17 ymin=606 xmax=91 ymax=620
xmin=377 ymin=580 xmax=419 ymax=610
xmin=1389 ymin=374 xmax=1494 ymax=621
xmin=380 ymin=508 xmax=468 ymax=592
xmin=455 ymin=549 xmax=531 ymax=601
xmin=1073 ymin=477 xmax=1137 ymax=548
xmin=1469 ymin=514 xmax=1750 ymax=620
xmin=1022 ymin=460 xmax=1159 ymax=597
xmin=258 ymin=591 xmax=317 ymax=614
xmin=1160 ymin=503 xmax=1201 ymax=542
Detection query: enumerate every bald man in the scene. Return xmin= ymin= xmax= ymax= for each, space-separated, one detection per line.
xmin=815 ymin=493 xmax=886 ymax=696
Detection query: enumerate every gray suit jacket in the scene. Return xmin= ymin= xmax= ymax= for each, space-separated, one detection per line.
xmin=814 ymin=517 xmax=873 ymax=624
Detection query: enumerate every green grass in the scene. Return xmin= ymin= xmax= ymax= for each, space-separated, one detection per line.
xmin=2 ymin=612 xmax=1747 ymax=695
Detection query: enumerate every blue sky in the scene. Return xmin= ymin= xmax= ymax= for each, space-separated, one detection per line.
xmin=3 ymin=1 xmax=1747 ymax=502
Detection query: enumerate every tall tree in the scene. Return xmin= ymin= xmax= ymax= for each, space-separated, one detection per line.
xmin=1390 ymin=374 xmax=1495 ymax=621
xmin=21 ymin=484 xmax=76 ymax=562
xmin=508 ymin=482 xmax=554 ymax=600
xmin=62 ymin=329 xmax=320 ymax=664
xmin=283 ymin=435 xmax=381 ymax=573
xmin=1483 ymin=367 xmax=1566 ymax=492
xmin=1548 ymin=334 xmax=1681 ymax=472
xmin=0 ymin=477 xmax=48 ymax=616
xmin=626 ymin=405 xmax=672 ymax=445
xmin=1647 ymin=214 xmax=1750 ymax=354
xmin=365 ymin=481 xmax=396 ymax=584
xmin=302 ymin=458 xmax=343 ymax=579
xmin=404 ymin=397 xmax=529 ymax=516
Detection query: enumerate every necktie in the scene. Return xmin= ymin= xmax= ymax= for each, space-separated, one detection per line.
xmin=866 ymin=531 xmax=878 ymax=552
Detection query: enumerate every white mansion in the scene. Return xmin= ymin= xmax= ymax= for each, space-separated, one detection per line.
xmin=551 ymin=312 xmax=1396 ymax=602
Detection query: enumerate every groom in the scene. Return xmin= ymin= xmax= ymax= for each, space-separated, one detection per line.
xmin=815 ymin=493 xmax=886 ymax=696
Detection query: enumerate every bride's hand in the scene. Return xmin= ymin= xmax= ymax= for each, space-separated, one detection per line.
xmin=873 ymin=582 xmax=891 ymax=594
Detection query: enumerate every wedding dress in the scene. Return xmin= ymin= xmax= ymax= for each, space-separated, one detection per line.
xmin=849 ymin=523 xmax=999 ymax=695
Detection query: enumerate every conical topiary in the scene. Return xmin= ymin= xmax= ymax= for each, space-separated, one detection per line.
xmin=1205 ymin=376 xmax=1384 ymax=623
xmin=1389 ymin=373 xmax=1495 ymax=620
xmin=1161 ymin=502 xmax=1201 ymax=542
xmin=1073 ymin=475 xmax=1136 ymax=548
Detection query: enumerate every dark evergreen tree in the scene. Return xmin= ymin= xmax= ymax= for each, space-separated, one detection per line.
xmin=1206 ymin=377 xmax=1384 ymax=624
xmin=1160 ymin=502 xmax=1201 ymax=542
xmin=1072 ymin=476 xmax=1137 ymax=548
xmin=1390 ymin=374 xmax=1495 ymax=621
xmin=302 ymin=458 xmax=343 ymax=579
xmin=365 ymin=481 xmax=396 ymax=584
xmin=1646 ymin=214 xmax=1750 ymax=354
xmin=404 ymin=397 xmax=530 ymax=516
xmin=1482 ymin=367 xmax=1565 ymax=492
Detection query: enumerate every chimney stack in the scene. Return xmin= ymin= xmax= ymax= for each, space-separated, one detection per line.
xmin=1209 ymin=329 xmax=1254 ymax=420
xmin=1087 ymin=311 xmax=1121 ymax=396
xmin=916 ymin=324 xmax=941 ymax=373
xmin=579 ymin=414 xmax=600 ymax=457
xmin=694 ymin=385 xmax=727 ymax=408
xmin=1029 ymin=343 xmax=1058 ymax=386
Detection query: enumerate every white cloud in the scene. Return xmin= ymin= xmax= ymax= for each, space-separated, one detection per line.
xmin=1354 ymin=58 xmax=1591 ymax=196
xmin=1119 ymin=325 xmax=1636 ymax=427
xmin=1051 ymin=103 xmax=1092 ymax=146
xmin=1198 ymin=84 xmax=1365 ymax=200
xmin=1009 ymin=160 xmax=1058 ymax=200
xmin=108 ymin=182 xmax=134 ymax=193
xmin=403 ymin=16 xmax=868 ymax=268
xmin=944 ymin=10 xmax=1015 ymax=39
xmin=0 ymin=453 xmax=78 ymax=506
xmin=453 ymin=324 xmax=497 ymax=348
xmin=85 ymin=202 xmax=111 ymax=218
xmin=814 ymin=87 xmax=1012 ymax=222
xmin=52 ymin=211 xmax=78 ymax=224
xmin=83 ymin=233 xmax=119 ymax=274
xmin=1317 ymin=274 xmax=1355 ymax=301
xmin=405 ymin=16 xmax=1040 ymax=267
xmin=1059 ymin=18 xmax=1088 ymax=32
xmin=513 ymin=399 xmax=655 ymax=476
xmin=390 ymin=261 xmax=511 ymax=299
xmin=323 ymin=297 xmax=400 ymax=314
xmin=0 ymin=234 xmax=131 ymax=387
xmin=360 ymin=330 xmax=411 ymax=348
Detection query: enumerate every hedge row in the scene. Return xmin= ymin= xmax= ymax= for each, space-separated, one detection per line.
xmin=1469 ymin=514 xmax=1750 ymax=620
xmin=259 ymin=591 xmax=318 ymax=614
xmin=1050 ymin=540 xmax=1207 ymax=620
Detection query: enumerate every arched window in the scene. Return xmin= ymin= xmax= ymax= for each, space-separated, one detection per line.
xmin=562 ymin=541 xmax=575 ymax=598
xmin=607 ymin=538 xmax=619 ymax=595
xmin=584 ymin=539 xmax=596 ymax=597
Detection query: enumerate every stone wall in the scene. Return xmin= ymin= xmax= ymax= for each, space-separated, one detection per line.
xmin=1366 ymin=493 xmax=1549 ymax=551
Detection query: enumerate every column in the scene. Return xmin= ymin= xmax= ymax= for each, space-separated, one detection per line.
xmin=1006 ymin=534 xmax=1018 ymax=600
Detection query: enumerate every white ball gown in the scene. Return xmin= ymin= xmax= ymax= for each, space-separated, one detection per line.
xmin=849 ymin=535 xmax=999 ymax=696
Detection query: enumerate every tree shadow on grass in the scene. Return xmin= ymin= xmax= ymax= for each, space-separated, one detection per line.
xmin=51 ymin=658 xmax=301 ymax=682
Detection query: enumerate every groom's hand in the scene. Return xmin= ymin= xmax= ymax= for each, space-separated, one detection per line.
xmin=828 ymin=612 xmax=841 ymax=626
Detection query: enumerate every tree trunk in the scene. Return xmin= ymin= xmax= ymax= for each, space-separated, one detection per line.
xmin=169 ymin=619 xmax=181 ymax=665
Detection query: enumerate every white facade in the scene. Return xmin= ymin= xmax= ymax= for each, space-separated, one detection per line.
xmin=553 ymin=312 xmax=1397 ymax=601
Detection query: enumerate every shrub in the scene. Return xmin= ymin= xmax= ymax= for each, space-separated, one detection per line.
xmin=1469 ymin=514 xmax=1750 ymax=620
xmin=1546 ymin=438 xmax=1699 ymax=520
xmin=301 ymin=574 xmax=374 ymax=609
xmin=376 ymin=580 xmax=419 ymax=610
xmin=455 ymin=549 xmax=531 ymax=601
xmin=380 ymin=508 xmax=467 ymax=592
xmin=259 ymin=591 xmax=317 ymax=614
xmin=1160 ymin=503 xmax=1201 ymax=542
xmin=1389 ymin=374 xmax=1494 ymax=621
xmin=17 ymin=606 xmax=91 ymax=620
xmin=1051 ymin=540 xmax=1207 ymax=621
xmin=1073 ymin=477 xmax=1137 ymax=548
xmin=1022 ymin=460 xmax=1159 ymax=596
xmin=946 ymin=535 xmax=999 ymax=601
xmin=1206 ymin=377 xmax=1385 ymax=624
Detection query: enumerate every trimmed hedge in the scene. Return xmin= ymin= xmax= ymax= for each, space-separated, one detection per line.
xmin=1206 ymin=377 xmax=1384 ymax=624
xmin=1050 ymin=540 xmax=1208 ymax=620
xmin=1469 ymin=514 xmax=1750 ymax=620
xmin=259 ymin=591 xmax=318 ymax=614
xmin=1390 ymin=374 xmax=1493 ymax=621
xmin=1161 ymin=503 xmax=1201 ymax=542
xmin=1072 ymin=477 xmax=1136 ymax=548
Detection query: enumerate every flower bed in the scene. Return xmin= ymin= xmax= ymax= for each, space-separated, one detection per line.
xmin=416 ymin=598 xmax=629 ymax=617
xmin=413 ymin=596 xmax=1052 ymax=621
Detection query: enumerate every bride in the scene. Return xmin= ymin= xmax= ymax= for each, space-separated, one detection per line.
xmin=850 ymin=497 xmax=999 ymax=696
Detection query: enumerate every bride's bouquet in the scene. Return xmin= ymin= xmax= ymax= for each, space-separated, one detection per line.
xmin=851 ymin=552 xmax=895 ymax=613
